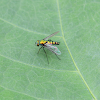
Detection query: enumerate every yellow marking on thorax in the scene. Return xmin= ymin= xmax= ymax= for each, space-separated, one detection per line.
xmin=40 ymin=40 xmax=47 ymax=44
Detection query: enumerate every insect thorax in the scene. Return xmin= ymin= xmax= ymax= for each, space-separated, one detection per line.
xmin=40 ymin=40 xmax=47 ymax=45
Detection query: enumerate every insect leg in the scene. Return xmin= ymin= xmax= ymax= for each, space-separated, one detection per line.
xmin=43 ymin=47 xmax=49 ymax=64
xmin=55 ymin=54 xmax=61 ymax=60
xmin=37 ymin=46 xmax=43 ymax=54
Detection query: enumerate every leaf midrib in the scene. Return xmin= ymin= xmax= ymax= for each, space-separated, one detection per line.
xmin=56 ymin=0 xmax=97 ymax=99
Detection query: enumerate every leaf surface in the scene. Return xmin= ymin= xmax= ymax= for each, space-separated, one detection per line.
xmin=0 ymin=0 xmax=100 ymax=100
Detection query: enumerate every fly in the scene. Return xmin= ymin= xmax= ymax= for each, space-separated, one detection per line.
xmin=35 ymin=31 xmax=61 ymax=64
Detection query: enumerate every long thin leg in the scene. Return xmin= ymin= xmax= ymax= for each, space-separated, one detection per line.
xmin=37 ymin=46 xmax=43 ymax=54
xmin=55 ymin=54 xmax=61 ymax=60
xmin=43 ymin=47 xmax=49 ymax=64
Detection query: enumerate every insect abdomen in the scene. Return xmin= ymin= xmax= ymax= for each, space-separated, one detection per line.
xmin=51 ymin=41 xmax=60 ymax=45
xmin=46 ymin=40 xmax=60 ymax=45
xmin=52 ymin=41 xmax=60 ymax=45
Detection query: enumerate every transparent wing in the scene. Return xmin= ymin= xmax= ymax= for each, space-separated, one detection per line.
xmin=43 ymin=31 xmax=59 ymax=40
xmin=44 ymin=44 xmax=61 ymax=55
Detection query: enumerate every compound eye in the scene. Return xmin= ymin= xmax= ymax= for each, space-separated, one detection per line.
xmin=37 ymin=40 xmax=39 ymax=46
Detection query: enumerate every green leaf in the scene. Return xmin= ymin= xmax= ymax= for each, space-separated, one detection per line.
xmin=0 ymin=0 xmax=99 ymax=100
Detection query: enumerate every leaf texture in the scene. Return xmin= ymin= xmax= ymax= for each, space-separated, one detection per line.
xmin=0 ymin=0 xmax=100 ymax=100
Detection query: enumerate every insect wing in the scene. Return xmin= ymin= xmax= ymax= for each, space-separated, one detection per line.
xmin=43 ymin=31 xmax=59 ymax=40
xmin=44 ymin=44 xmax=61 ymax=55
